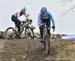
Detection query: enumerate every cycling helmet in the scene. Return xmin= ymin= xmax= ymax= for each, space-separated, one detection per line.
xmin=40 ymin=7 xmax=47 ymax=14
xmin=20 ymin=7 xmax=26 ymax=16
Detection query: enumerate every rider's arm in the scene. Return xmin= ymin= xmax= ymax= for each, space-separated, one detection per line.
xmin=51 ymin=15 xmax=55 ymax=26
xmin=48 ymin=12 xmax=55 ymax=26
xmin=37 ymin=14 xmax=42 ymax=27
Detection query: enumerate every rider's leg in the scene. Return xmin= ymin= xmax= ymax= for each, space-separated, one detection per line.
xmin=15 ymin=24 xmax=21 ymax=38
xmin=16 ymin=20 xmax=21 ymax=34
xmin=17 ymin=25 xmax=20 ymax=34
xmin=39 ymin=27 xmax=45 ymax=44
xmin=39 ymin=27 xmax=43 ymax=39
xmin=46 ymin=18 xmax=50 ymax=37
xmin=11 ymin=15 xmax=18 ymax=34
xmin=11 ymin=15 xmax=21 ymax=34
xmin=47 ymin=29 xmax=50 ymax=37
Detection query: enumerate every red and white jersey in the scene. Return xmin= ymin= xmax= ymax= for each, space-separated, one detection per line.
xmin=14 ymin=11 xmax=26 ymax=21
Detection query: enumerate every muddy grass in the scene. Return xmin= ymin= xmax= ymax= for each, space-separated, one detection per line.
xmin=0 ymin=38 xmax=75 ymax=61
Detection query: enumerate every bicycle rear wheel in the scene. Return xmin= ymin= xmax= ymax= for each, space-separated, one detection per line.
xmin=5 ymin=27 xmax=17 ymax=39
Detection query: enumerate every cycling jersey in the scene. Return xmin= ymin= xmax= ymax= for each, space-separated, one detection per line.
xmin=37 ymin=11 xmax=55 ymax=27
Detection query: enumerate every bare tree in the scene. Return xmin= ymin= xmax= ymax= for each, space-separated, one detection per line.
xmin=60 ymin=0 xmax=75 ymax=16
xmin=62 ymin=4 xmax=75 ymax=16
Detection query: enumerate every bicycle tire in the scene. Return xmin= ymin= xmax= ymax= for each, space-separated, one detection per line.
xmin=5 ymin=27 xmax=17 ymax=39
xmin=46 ymin=32 xmax=50 ymax=55
xmin=43 ymin=28 xmax=50 ymax=55
xmin=24 ymin=27 xmax=34 ymax=39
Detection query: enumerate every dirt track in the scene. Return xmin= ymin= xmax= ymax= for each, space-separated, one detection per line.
xmin=0 ymin=38 xmax=75 ymax=61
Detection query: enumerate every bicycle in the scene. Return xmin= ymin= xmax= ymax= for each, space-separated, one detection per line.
xmin=41 ymin=23 xmax=54 ymax=55
xmin=5 ymin=20 xmax=35 ymax=39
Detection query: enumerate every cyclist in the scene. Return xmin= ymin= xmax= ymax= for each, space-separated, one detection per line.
xmin=37 ymin=7 xmax=55 ymax=42
xmin=11 ymin=7 xmax=26 ymax=35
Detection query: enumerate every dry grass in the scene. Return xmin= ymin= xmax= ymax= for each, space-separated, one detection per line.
xmin=0 ymin=38 xmax=75 ymax=61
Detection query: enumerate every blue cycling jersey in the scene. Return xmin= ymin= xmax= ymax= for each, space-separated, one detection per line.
xmin=37 ymin=11 xmax=55 ymax=26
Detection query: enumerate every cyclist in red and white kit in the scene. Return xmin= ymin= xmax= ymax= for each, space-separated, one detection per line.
xmin=11 ymin=7 xmax=26 ymax=34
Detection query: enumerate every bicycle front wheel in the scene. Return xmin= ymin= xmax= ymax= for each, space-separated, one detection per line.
xmin=24 ymin=28 xmax=34 ymax=39
xmin=45 ymin=33 xmax=50 ymax=55
xmin=43 ymin=28 xmax=50 ymax=55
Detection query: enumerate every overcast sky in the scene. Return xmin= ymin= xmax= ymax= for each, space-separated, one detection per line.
xmin=0 ymin=0 xmax=75 ymax=35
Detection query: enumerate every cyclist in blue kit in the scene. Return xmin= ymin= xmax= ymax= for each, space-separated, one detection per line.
xmin=37 ymin=7 xmax=55 ymax=42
